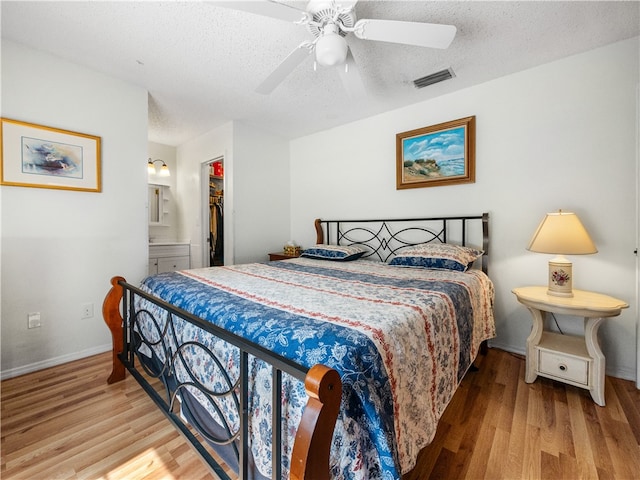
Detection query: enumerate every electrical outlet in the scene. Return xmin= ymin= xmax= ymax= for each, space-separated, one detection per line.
xmin=28 ymin=312 xmax=41 ymax=329
xmin=81 ymin=303 xmax=94 ymax=319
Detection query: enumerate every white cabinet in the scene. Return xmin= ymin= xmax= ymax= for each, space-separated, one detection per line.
xmin=149 ymin=243 xmax=190 ymax=275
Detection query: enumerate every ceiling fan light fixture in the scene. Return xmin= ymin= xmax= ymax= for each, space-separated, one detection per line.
xmin=315 ymin=30 xmax=348 ymax=67
xmin=241 ymin=0 xmax=457 ymax=94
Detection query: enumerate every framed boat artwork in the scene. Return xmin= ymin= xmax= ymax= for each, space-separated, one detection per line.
xmin=396 ymin=116 xmax=475 ymax=189
xmin=0 ymin=118 xmax=101 ymax=192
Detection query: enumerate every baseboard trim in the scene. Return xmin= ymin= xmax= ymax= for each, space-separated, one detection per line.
xmin=488 ymin=340 xmax=525 ymax=357
xmin=1 ymin=343 xmax=112 ymax=380
xmin=2 ymin=341 xmax=636 ymax=385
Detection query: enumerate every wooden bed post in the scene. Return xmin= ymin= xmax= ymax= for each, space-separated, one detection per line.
xmin=290 ymin=364 xmax=342 ymax=480
xmin=102 ymin=276 xmax=126 ymax=384
xmin=314 ymin=218 xmax=324 ymax=244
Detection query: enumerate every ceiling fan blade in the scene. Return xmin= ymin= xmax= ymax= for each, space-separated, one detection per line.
xmin=213 ymin=1 xmax=308 ymax=23
xmin=256 ymin=43 xmax=313 ymax=94
xmin=337 ymin=48 xmax=366 ymax=100
xmin=353 ymin=19 xmax=456 ymax=49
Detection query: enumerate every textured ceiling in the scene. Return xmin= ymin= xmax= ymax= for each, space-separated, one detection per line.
xmin=2 ymin=1 xmax=639 ymax=146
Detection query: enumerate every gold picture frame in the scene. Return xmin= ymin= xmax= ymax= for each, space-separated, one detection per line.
xmin=1 ymin=118 xmax=101 ymax=192
xmin=396 ymin=116 xmax=475 ymax=189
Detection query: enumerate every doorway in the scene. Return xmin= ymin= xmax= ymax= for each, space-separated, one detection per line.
xmin=202 ymin=157 xmax=224 ymax=266
xmin=636 ymin=83 xmax=639 ymax=389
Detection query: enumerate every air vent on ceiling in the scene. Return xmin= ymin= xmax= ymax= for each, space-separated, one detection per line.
xmin=413 ymin=68 xmax=455 ymax=89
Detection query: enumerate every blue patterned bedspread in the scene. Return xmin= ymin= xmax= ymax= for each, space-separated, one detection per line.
xmin=139 ymin=258 xmax=495 ymax=479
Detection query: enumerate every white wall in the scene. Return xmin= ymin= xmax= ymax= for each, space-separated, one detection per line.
xmin=0 ymin=41 xmax=148 ymax=378
xmin=177 ymin=122 xmax=233 ymax=267
xmin=176 ymin=121 xmax=290 ymax=267
xmin=290 ymin=37 xmax=640 ymax=380
xmin=232 ymin=123 xmax=290 ymax=264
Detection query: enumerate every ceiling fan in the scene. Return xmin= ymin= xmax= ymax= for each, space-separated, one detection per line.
xmin=216 ymin=0 xmax=457 ymax=96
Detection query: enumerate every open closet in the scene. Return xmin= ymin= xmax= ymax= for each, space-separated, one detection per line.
xmin=209 ymin=160 xmax=224 ymax=266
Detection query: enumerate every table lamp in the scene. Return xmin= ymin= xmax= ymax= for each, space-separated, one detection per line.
xmin=527 ymin=210 xmax=597 ymax=297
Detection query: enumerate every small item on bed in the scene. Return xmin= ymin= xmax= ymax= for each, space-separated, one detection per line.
xmin=389 ymin=242 xmax=483 ymax=272
xmin=300 ymin=244 xmax=366 ymax=261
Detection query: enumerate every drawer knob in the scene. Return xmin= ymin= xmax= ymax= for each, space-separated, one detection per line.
xmin=558 ymin=364 xmax=567 ymax=371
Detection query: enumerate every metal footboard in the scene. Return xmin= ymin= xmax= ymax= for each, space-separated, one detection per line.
xmin=103 ymin=277 xmax=341 ymax=480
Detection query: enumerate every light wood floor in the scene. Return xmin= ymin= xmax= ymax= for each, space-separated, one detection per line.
xmin=2 ymin=348 xmax=639 ymax=479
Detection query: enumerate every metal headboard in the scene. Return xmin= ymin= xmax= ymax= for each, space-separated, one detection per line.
xmin=314 ymin=213 xmax=489 ymax=275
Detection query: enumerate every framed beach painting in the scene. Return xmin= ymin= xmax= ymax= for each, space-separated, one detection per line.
xmin=396 ymin=116 xmax=475 ymax=189
xmin=0 ymin=118 xmax=101 ymax=192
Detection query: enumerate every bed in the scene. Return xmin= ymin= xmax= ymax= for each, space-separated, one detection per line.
xmin=102 ymin=213 xmax=495 ymax=479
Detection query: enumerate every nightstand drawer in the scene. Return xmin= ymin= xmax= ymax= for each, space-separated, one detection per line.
xmin=538 ymin=350 xmax=589 ymax=385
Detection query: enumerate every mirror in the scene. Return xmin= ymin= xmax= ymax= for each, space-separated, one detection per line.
xmin=149 ymin=184 xmax=164 ymax=225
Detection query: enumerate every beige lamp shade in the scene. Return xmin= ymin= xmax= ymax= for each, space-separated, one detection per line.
xmin=527 ymin=211 xmax=597 ymax=255
xmin=527 ymin=211 xmax=597 ymax=297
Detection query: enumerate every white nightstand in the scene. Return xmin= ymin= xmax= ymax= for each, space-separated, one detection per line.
xmin=512 ymin=286 xmax=628 ymax=406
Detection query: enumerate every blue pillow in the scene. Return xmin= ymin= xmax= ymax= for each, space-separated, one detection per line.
xmin=300 ymin=244 xmax=366 ymax=261
xmin=388 ymin=243 xmax=483 ymax=272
